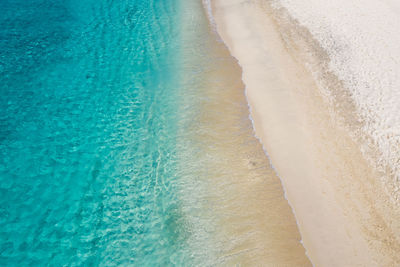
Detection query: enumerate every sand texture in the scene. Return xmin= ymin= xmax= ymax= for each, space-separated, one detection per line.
xmin=209 ymin=0 xmax=400 ymax=266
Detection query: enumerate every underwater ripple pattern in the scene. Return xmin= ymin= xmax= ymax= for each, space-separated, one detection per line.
xmin=0 ymin=0 xmax=192 ymax=265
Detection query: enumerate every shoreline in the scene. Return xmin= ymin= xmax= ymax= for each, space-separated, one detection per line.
xmin=210 ymin=0 xmax=400 ymax=265
xmin=177 ymin=0 xmax=311 ymax=265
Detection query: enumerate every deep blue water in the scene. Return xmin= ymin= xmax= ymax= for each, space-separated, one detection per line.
xmin=0 ymin=0 xmax=194 ymax=265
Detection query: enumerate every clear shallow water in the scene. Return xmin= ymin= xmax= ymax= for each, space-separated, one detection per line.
xmin=0 ymin=0 xmax=193 ymax=265
xmin=0 ymin=0 xmax=310 ymax=265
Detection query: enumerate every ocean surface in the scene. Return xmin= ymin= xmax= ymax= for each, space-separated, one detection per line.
xmin=0 ymin=0 xmax=310 ymax=265
xmin=0 ymin=0 xmax=192 ymax=265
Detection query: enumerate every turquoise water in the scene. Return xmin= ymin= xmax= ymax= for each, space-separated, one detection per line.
xmin=0 ymin=0 xmax=199 ymax=265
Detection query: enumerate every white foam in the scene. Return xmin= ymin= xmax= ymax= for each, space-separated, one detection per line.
xmin=201 ymin=0 xmax=218 ymax=32
xmin=276 ymin=0 xmax=400 ymax=197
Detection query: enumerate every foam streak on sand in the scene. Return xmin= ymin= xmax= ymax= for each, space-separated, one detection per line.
xmin=210 ymin=0 xmax=400 ymax=266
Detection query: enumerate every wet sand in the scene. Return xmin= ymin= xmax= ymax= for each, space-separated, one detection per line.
xmin=176 ymin=0 xmax=312 ymax=265
xmin=210 ymin=0 xmax=400 ymax=266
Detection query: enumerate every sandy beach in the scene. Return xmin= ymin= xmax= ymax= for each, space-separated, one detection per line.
xmin=3 ymin=0 xmax=400 ymax=264
xmin=209 ymin=0 xmax=400 ymax=265
xmin=176 ymin=0 xmax=312 ymax=265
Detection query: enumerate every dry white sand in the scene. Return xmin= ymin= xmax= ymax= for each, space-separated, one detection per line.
xmin=209 ymin=0 xmax=400 ymax=266
xmin=276 ymin=0 xmax=400 ymax=198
